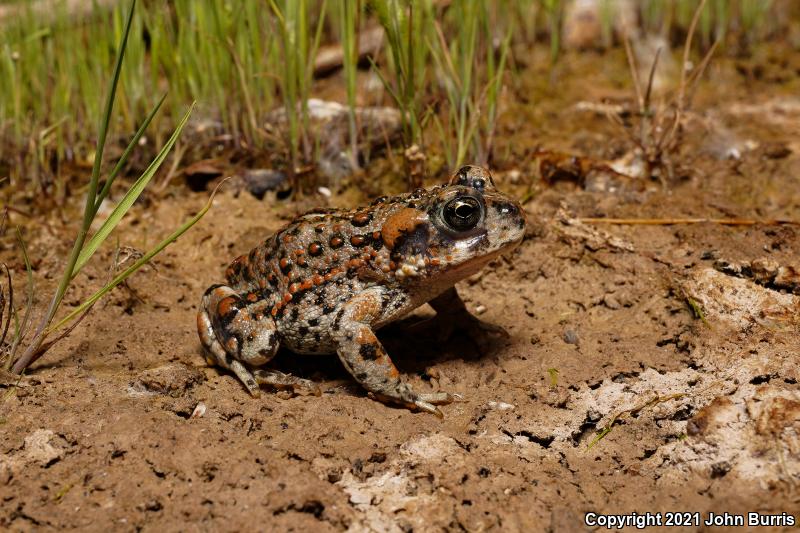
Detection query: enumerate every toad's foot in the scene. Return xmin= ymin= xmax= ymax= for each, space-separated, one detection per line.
xmin=370 ymin=385 xmax=455 ymax=418
xmin=406 ymin=390 xmax=455 ymax=418
xmin=253 ymin=369 xmax=321 ymax=396
xmin=335 ymin=289 xmax=455 ymax=417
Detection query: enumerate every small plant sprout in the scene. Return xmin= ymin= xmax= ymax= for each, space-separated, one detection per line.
xmin=3 ymin=0 xmax=212 ymax=375
xmin=608 ymin=0 xmax=718 ymax=185
xmin=548 ymin=367 xmax=559 ymax=388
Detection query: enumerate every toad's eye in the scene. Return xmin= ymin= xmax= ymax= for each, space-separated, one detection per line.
xmin=443 ymin=196 xmax=482 ymax=231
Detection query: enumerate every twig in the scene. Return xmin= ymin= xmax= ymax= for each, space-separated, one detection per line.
xmin=0 ymin=264 xmax=12 ymax=349
xmin=684 ymin=40 xmax=720 ymax=111
xmin=643 ymin=47 xmax=661 ymax=113
xmin=623 ymin=37 xmax=643 ymax=112
xmin=4 ymin=229 xmax=35 ymax=371
xmin=577 ymin=217 xmax=799 ymax=226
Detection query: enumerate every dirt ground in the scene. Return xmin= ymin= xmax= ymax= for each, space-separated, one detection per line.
xmin=2 ymin=46 xmax=800 ymax=532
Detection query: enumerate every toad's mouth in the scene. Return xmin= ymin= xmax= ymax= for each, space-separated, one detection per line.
xmin=435 ymin=238 xmax=522 ymax=279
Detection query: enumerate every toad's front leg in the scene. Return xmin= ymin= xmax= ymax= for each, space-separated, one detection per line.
xmin=332 ymin=288 xmax=454 ymax=417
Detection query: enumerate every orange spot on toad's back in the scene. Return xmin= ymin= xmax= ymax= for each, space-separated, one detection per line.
xmin=381 ymin=208 xmax=426 ymax=249
xmin=351 ymin=212 xmax=371 ymax=226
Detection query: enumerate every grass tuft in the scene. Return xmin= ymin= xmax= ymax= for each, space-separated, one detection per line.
xmin=370 ymin=0 xmax=432 ymax=165
xmin=429 ymin=0 xmax=512 ymax=168
xmin=0 ymin=0 xmax=283 ymax=192
xmin=339 ymin=0 xmax=363 ymax=174
xmin=0 ymin=0 xmax=792 ymax=192
xmin=269 ymin=0 xmax=328 ymax=192
xmin=3 ymin=0 xmax=210 ymax=375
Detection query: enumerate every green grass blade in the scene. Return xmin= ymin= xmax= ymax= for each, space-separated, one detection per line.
xmin=340 ymin=0 xmax=361 ymax=169
xmin=47 ymin=179 xmax=227 ymax=335
xmin=367 ymin=55 xmax=402 ymax=113
xmin=16 ymin=0 xmax=139 ymax=371
xmin=92 ymin=92 xmax=168 ymax=218
xmin=308 ymin=0 xmax=328 ymax=83
xmin=74 ymin=102 xmax=195 ymax=277
xmin=87 ymin=0 xmax=137 ymax=211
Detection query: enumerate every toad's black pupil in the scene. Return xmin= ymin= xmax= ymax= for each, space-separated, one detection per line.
xmin=455 ymin=204 xmax=474 ymax=218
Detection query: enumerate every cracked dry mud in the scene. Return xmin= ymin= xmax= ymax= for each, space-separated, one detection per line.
xmin=2 ymin=49 xmax=800 ymax=531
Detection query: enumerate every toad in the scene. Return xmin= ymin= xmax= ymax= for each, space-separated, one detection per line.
xmin=198 ymin=166 xmax=525 ymax=416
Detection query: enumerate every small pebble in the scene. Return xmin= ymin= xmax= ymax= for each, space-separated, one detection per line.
xmin=190 ymin=402 xmax=207 ymax=419
xmin=475 ymin=304 xmax=487 ymax=315
xmin=603 ymin=294 xmax=621 ymax=310
xmin=317 ymin=186 xmax=332 ymax=198
xmin=487 ymin=401 xmax=515 ymax=411
xmin=563 ymin=329 xmax=579 ymax=345
xmin=242 ymin=169 xmax=288 ymax=199
xmin=348 ymin=489 xmax=373 ymax=506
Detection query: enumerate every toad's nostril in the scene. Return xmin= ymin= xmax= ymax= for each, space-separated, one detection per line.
xmin=497 ymin=202 xmax=519 ymax=216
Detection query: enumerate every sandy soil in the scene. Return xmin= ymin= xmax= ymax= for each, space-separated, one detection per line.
xmin=1 ymin=47 xmax=799 ymax=532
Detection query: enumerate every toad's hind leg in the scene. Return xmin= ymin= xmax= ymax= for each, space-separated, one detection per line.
xmin=332 ymin=288 xmax=454 ymax=417
xmin=198 ymin=284 xmax=280 ymax=397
